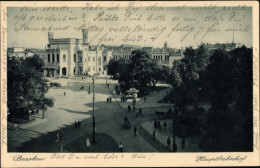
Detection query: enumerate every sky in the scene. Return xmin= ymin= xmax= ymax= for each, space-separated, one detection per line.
xmin=7 ymin=5 xmax=252 ymax=49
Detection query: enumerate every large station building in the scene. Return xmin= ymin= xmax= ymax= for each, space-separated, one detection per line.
xmin=43 ymin=30 xmax=185 ymax=77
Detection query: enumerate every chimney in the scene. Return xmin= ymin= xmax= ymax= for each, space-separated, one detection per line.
xmin=82 ymin=29 xmax=88 ymax=45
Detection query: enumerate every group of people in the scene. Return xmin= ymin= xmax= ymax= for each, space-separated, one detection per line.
xmin=154 ymin=120 xmax=167 ymax=132
xmin=120 ymin=95 xmax=126 ymax=102
xmin=107 ymin=97 xmax=112 ymax=103
xmin=74 ymin=120 xmax=81 ymax=128
xmin=127 ymin=105 xmax=143 ymax=116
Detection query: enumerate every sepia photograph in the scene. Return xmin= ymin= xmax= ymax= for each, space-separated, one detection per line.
xmin=1 ymin=1 xmax=259 ymax=167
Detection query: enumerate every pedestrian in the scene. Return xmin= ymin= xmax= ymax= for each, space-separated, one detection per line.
xmin=86 ymin=137 xmax=91 ymax=147
xmin=182 ymin=136 xmax=185 ymax=149
xmin=64 ymin=91 xmax=66 ymax=96
xmin=124 ymin=117 xmax=128 ymax=127
xmin=108 ymin=84 xmax=109 ymax=87
xmin=56 ymin=132 xmax=60 ymax=142
xmin=167 ymin=137 xmax=171 ymax=149
xmin=78 ymin=120 xmax=81 ymax=127
xmin=153 ymin=130 xmax=156 ymax=140
xmin=154 ymin=120 xmax=157 ymax=129
xmin=134 ymin=126 xmax=137 ymax=136
xmin=82 ymin=76 xmax=83 ymax=80
xmin=128 ymin=105 xmax=131 ymax=112
xmin=163 ymin=122 xmax=167 ymax=131
xmin=107 ymin=97 xmax=109 ymax=103
xmin=75 ymin=121 xmax=78 ymax=128
xmin=109 ymin=97 xmax=112 ymax=103
xmin=144 ymin=97 xmax=147 ymax=103
xmin=158 ymin=123 xmax=162 ymax=132
xmin=119 ymin=142 xmax=123 ymax=152
xmin=139 ymin=108 xmax=142 ymax=116
xmin=133 ymin=106 xmax=135 ymax=113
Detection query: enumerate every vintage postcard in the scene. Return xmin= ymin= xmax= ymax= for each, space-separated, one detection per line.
xmin=1 ymin=1 xmax=259 ymax=167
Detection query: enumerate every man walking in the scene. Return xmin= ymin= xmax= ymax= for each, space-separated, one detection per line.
xmin=163 ymin=122 xmax=167 ymax=131
xmin=128 ymin=105 xmax=131 ymax=112
xmin=134 ymin=126 xmax=137 ymax=136
xmin=139 ymin=108 xmax=142 ymax=116
xmin=153 ymin=130 xmax=156 ymax=140
xmin=167 ymin=137 xmax=171 ymax=149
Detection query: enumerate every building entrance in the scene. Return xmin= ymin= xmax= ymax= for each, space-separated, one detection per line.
xmin=62 ymin=67 xmax=66 ymax=76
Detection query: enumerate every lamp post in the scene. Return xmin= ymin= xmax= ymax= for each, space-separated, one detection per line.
xmin=106 ymin=70 xmax=108 ymax=86
xmin=92 ymin=77 xmax=96 ymax=143
xmin=172 ymin=91 xmax=177 ymax=152
xmin=132 ymin=75 xmax=136 ymax=110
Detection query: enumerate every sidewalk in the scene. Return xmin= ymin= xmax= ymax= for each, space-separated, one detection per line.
xmin=138 ymin=119 xmax=202 ymax=152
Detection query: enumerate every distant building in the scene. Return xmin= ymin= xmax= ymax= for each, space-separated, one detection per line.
xmin=205 ymin=42 xmax=242 ymax=53
xmin=43 ymin=30 xmax=184 ymax=77
xmin=7 ymin=47 xmax=46 ymax=60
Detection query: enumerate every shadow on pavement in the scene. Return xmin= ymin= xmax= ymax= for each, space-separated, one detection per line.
xmin=58 ymin=108 xmax=91 ymax=115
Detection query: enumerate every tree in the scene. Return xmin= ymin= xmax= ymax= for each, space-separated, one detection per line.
xmin=107 ymin=59 xmax=118 ymax=79
xmin=8 ymin=55 xmax=54 ymax=120
xmin=126 ymin=49 xmax=159 ymax=95
xmin=200 ymin=46 xmax=253 ymax=151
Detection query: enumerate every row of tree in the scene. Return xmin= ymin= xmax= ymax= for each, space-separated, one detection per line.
xmin=107 ymin=44 xmax=253 ymax=151
xmin=168 ymin=45 xmax=252 ymax=152
xmin=8 ymin=55 xmax=54 ymax=120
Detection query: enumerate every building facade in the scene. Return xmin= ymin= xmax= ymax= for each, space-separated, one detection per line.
xmin=43 ymin=30 xmax=185 ymax=77
xmin=43 ymin=30 xmax=112 ymax=77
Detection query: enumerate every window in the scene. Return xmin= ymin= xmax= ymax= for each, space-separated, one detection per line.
xmin=74 ymin=54 xmax=76 ymax=62
xmin=93 ymin=66 xmax=95 ymax=71
xmin=99 ymin=67 xmax=101 ymax=71
xmin=88 ymin=57 xmax=90 ymax=61
xmin=93 ymin=57 xmax=95 ymax=62
xmin=88 ymin=67 xmax=91 ymax=71
xmin=57 ymin=54 xmax=59 ymax=62
xmin=52 ymin=54 xmax=55 ymax=62
xmin=98 ymin=57 xmax=101 ymax=66
xmin=85 ymin=58 xmax=86 ymax=62
xmin=63 ymin=54 xmax=66 ymax=62
xmin=104 ymin=56 xmax=107 ymax=62
xmin=48 ymin=54 xmax=50 ymax=62
xmin=79 ymin=56 xmax=82 ymax=62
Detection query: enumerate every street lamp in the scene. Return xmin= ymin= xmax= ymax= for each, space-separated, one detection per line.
xmin=92 ymin=77 xmax=96 ymax=143
xmin=172 ymin=91 xmax=177 ymax=152
xmin=106 ymin=70 xmax=108 ymax=86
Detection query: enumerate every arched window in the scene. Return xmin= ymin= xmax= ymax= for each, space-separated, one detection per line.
xmin=57 ymin=54 xmax=59 ymax=62
xmin=52 ymin=54 xmax=55 ymax=62
xmin=74 ymin=54 xmax=76 ymax=62
xmin=63 ymin=54 xmax=66 ymax=62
